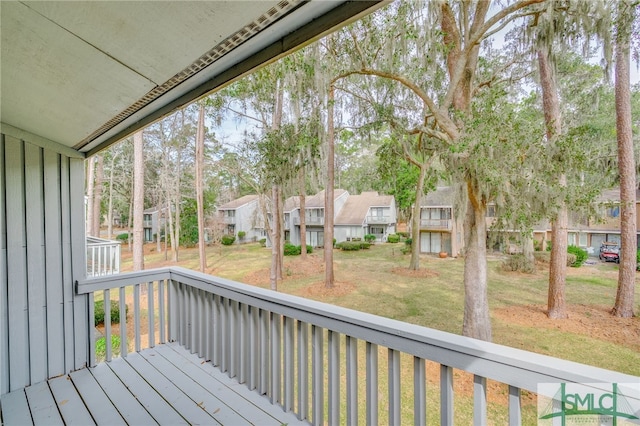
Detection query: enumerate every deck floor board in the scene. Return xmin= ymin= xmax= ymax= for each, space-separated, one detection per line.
xmin=0 ymin=343 xmax=309 ymax=426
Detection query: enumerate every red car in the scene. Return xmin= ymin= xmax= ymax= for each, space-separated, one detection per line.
xmin=599 ymin=242 xmax=620 ymax=263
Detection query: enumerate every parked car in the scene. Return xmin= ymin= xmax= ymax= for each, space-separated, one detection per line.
xmin=599 ymin=242 xmax=620 ymax=263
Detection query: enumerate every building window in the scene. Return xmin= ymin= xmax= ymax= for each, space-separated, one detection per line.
xmin=606 ymin=206 xmax=620 ymax=218
xmin=486 ymin=205 xmax=496 ymax=218
xmin=226 ymin=224 xmax=235 ymax=235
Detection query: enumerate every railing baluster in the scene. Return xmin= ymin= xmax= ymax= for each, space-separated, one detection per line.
xmin=366 ymin=342 xmax=378 ymax=425
xmin=240 ymin=303 xmax=249 ymax=384
xmin=346 ymin=336 xmax=358 ymax=426
xmin=89 ymin=292 xmax=96 ymax=366
xmin=119 ymin=287 xmax=127 ymax=357
xmin=259 ymin=308 xmax=269 ymax=395
xmin=508 ymin=385 xmax=522 ymax=426
xmin=134 ymin=283 xmax=141 ymax=352
xmin=179 ymin=283 xmax=187 ymax=346
xmin=388 ymin=348 xmax=401 ymax=425
xmin=474 ymin=375 xmax=487 ymax=426
xmin=148 ymin=281 xmax=155 ymax=348
xmin=168 ymin=280 xmax=178 ymax=342
xmin=158 ymin=280 xmax=165 ymax=344
xmin=312 ymin=325 xmax=324 ymax=425
xmin=221 ymin=297 xmax=229 ymax=373
xmin=270 ymin=312 xmax=282 ymax=405
xmin=249 ymin=306 xmax=259 ymax=390
xmin=230 ymin=300 xmax=239 ymax=378
xmin=205 ymin=292 xmax=212 ymax=361
xmin=213 ymin=295 xmax=221 ymax=366
xmin=283 ymin=316 xmax=294 ymax=412
xmin=188 ymin=286 xmax=196 ymax=352
xmin=197 ymin=289 xmax=204 ymax=356
xmin=328 ymin=330 xmax=340 ymax=426
xmin=414 ymin=357 xmax=426 ymax=426
xmin=104 ymin=289 xmax=112 ymax=362
xmin=440 ymin=365 xmax=453 ymax=426
xmin=297 ymin=321 xmax=309 ymax=420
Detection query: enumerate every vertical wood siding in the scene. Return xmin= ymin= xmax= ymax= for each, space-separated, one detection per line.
xmin=0 ymin=134 xmax=8 ymax=396
xmin=0 ymin=133 xmax=87 ymax=394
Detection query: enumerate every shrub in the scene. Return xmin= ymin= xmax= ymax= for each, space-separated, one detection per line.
xmin=566 ymin=253 xmax=577 ymax=267
xmin=637 ymin=249 xmax=640 ymax=271
xmin=364 ymin=234 xmax=376 ymax=243
xmin=359 ymin=242 xmax=371 ymax=249
xmin=405 ymin=238 xmax=412 ymax=246
xmin=116 ymin=232 xmax=129 ymax=241
xmin=567 ymin=245 xmax=587 ymax=267
xmin=259 ymin=238 xmax=267 ymax=247
xmin=96 ymin=335 xmax=121 ymax=361
xmin=546 ymin=241 xmax=552 ymax=252
xmin=502 ymin=254 xmax=535 ymax=273
xmin=396 ymin=231 xmax=409 ymax=238
xmin=94 ymin=300 xmax=128 ymax=326
xmin=283 ymin=244 xmax=313 ymax=256
xmin=237 ymin=231 xmax=246 ymax=239
xmin=221 ymin=235 xmax=236 ymax=245
xmin=534 ymin=252 xmax=550 ymax=264
xmin=337 ymin=241 xmax=362 ymax=251
xmin=284 ymin=243 xmax=300 ymax=256
xmin=387 ymin=234 xmax=400 ymax=243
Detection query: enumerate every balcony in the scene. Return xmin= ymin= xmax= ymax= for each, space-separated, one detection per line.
xmin=366 ymin=215 xmax=392 ymax=224
xmin=420 ymin=218 xmax=451 ymax=230
xmin=292 ymin=217 xmax=324 ymax=226
xmin=86 ymin=236 xmax=121 ymax=277
xmin=221 ymin=216 xmax=236 ymax=224
xmin=1 ymin=267 xmax=636 ymax=425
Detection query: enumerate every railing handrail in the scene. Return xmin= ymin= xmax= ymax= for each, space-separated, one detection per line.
xmin=76 ymin=266 xmax=638 ymax=393
xmin=86 ymin=236 xmax=122 ymax=246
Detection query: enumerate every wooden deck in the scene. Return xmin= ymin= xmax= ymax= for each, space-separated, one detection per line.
xmin=0 ymin=342 xmax=307 ymax=425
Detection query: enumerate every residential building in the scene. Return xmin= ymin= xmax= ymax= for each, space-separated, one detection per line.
xmin=422 ymin=186 xmax=640 ymax=256
xmin=217 ymin=194 xmax=264 ymax=243
xmin=142 ymin=205 xmax=168 ymax=243
xmin=283 ymin=196 xmax=301 ymax=245
xmin=297 ymin=189 xmax=349 ymax=247
xmin=418 ymin=186 xmax=465 ymax=256
xmin=334 ymin=191 xmax=396 ymax=242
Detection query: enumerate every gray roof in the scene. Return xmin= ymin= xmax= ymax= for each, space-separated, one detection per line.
xmin=283 ymin=196 xmax=300 ymax=212
xmin=305 ymin=189 xmax=348 ymax=208
xmin=335 ymin=192 xmax=394 ymax=225
xmin=218 ymin=194 xmax=259 ymax=210
xmin=420 ymin=186 xmax=457 ymax=207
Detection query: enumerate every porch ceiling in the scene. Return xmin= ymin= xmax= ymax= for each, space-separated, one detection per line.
xmin=1 ymin=1 xmax=383 ymax=156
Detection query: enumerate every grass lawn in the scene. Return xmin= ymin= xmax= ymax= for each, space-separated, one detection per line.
xmin=121 ymin=241 xmax=640 ymax=377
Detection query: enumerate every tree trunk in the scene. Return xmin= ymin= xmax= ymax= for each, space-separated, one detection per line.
xmin=132 ymin=131 xmax=145 ymax=272
xmin=107 ymin=153 xmax=118 ymax=240
xmin=196 ymin=102 xmax=207 ymax=273
xmin=86 ymin=158 xmax=95 ymax=236
xmin=277 ymin=187 xmax=284 ymax=280
xmin=299 ymin=167 xmax=307 ymax=259
xmin=270 ymin=186 xmax=279 ymax=291
xmin=538 ymin=48 xmax=568 ymax=319
xmin=324 ymin=85 xmax=336 ymax=288
xmin=462 ymin=183 xmax=492 ymax=341
xmin=409 ymin=163 xmax=427 ymax=270
xmin=92 ymin=155 xmax=104 ymax=237
xmin=612 ymin=0 xmax=636 ymax=318
xmin=522 ymin=234 xmax=536 ymax=273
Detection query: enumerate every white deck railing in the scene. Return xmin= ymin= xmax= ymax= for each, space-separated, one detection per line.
xmin=77 ymin=268 xmax=638 ymax=425
xmin=86 ymin=236 xmax=121 ymax=277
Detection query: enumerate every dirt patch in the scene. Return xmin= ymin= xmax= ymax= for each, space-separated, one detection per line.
xmin=391 ymin=267 xmax=440 ymax=279
xmin=295 ymin=280 xmax=356 ymax=298
xmin=494 ymin=304 xmax=640 ymax=351
xmin=242 ymin=255 xmax=325 ymax=287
